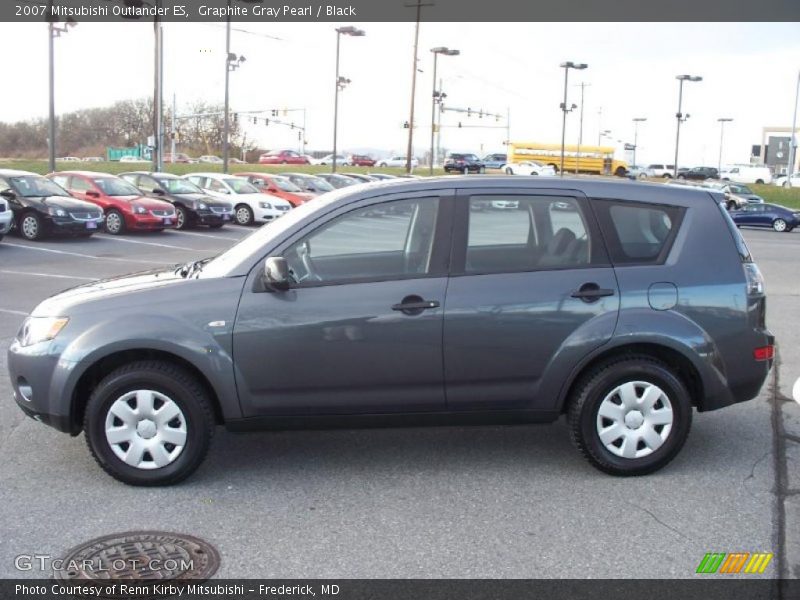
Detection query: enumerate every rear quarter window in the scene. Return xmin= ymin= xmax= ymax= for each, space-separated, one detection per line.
xmin=593 ymin=199 xmax=684 ymax=265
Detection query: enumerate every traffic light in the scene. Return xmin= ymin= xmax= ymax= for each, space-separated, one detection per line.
xmin=467 ymin=107 xmax=471 ymax=117
xmin=264 ymin=118 xmax=269 ymax=126
xmin=403 ymin=121 xmax=410 ymax=129
xmin=271 ymin=109 xmax=278 ymax=117
xmin=252 ymin=116 xmax=257 ymax=124
xmin=458 ymin=122 xmax=462 ymax=128
xmin=233 ymin=113 xmax=238 ymax=124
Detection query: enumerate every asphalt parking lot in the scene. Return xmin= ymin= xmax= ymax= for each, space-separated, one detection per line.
xmin=0 ymin=222 xmax=798 ymax=581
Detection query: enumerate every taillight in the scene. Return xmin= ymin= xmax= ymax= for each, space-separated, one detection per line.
xmin=744 ymin=262 xmax=765 ymax=296
xmin=753 ymin=345 xmax=774 ymax=361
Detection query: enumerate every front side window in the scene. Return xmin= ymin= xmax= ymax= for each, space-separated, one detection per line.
xmin=224 ymin=179 xmax=258 ymax=194
xmin=284 ymin=198 xmax=440 ymax=285
xmin=464 ymin=195 xmax=592 ymax=274
xmin=69 ymin=177 xmax=94 ymax=193
xmin=594 ymin=200 xmax=682 ymax=264
xmin=93 ymin=178 xmax=141 ymax=196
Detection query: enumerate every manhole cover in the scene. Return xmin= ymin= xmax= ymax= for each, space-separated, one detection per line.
xmin=54 ymin=531 xmax=219 ymax=597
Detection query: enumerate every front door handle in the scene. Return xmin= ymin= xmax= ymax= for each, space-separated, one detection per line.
xmin=571 ymin=283 xmax=615 ymax=302
xmin=392 ymin=295 xmax=440 ymax=315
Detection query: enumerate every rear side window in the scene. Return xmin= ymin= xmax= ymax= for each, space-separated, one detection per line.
xmin=594 ymin=200 xmax=683 ymax=265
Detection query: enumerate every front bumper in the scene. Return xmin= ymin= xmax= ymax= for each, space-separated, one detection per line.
xmin=50 ymin=216 xmax=104 ymax=234
xmin=256 ymin=207 xmax=291 ymax=222
xmin=7 ymin=339 xmax=77 ymax=434
xmin=128 ymin=214 xmax=176 ymax=230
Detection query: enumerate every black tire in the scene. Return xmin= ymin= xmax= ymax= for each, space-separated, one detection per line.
xmin=175 ymin=206 xmax=190 ymax=230
xmin=567 ymin=355 xmax=692 ymax=476
xmin=234 ymin=203 xmax=254 ymax=226
xmin=84 ymin=360 xmax=214 ymax=486
xmin=104 ymin=209 xmax=125 ymax=235
xmin=755 ymin=179 xmax=764 ymax=185
xmin=726 ymin=200 xmax=737 ymax=211
xmin=19 ymin=211 xmax=44 ymax=241
xmin=773 ymin=218 xmax=788 ymax=232
xmin=662 ymin=173 xmax=672 ymax=179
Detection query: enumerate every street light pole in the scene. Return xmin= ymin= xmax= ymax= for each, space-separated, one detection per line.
xmin=559 ymin=61 xmax=587 ymax=177
xmin=429 ymin=47 xmax=459 ymax=175
xmin=673 ymin=74 xmax=702 ymax=178
xmin=575 ymin=82 xmax=589 ymax=175
xmin=223 ymin=9 xmax=231 ymax=173
xmin=332 ymin=26 xmax=364 ymax=174
xmin=632 ymin=117 xmax=647 ymax=168
xmin=787 ymin=69 xmax=799 ymax=186
xmin=716 ymin=117 xmax=733 ymax=174
xmin=47 ymin=16 xmax=75 ymax=173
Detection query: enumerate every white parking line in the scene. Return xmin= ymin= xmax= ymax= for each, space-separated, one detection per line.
xmin=0 ymin=308 xmax=28 ymax=316
xmin=167 ymin=230 xmax=242 ymax=241
xmin=2 ymin=242 xmax=171 ymax=265
xmin=98 ymin=236 xmax=197 ymax=251
xmin=0 ymin=269 xmax=96 ymax=281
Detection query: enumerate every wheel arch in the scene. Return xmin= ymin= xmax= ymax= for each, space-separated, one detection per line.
xmin=70 ymin=348 xmax=225 ymax=435
xmin=557 ymin=342 xmax=705 ymax=414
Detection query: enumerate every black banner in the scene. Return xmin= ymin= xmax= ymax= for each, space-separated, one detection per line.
xmin=4 ymin=0 xmax=800 ymax=23
xmin=2 ymin=579 xmax=799 ymax=600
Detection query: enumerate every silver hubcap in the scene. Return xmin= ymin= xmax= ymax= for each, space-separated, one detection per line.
xmin=176 ymin=209 xmax=185 ymax=228
xmin=22 ymin=216 xmax=38 ymax=238
xmin=236 ymin=207 xmax=251 ymax=224
xmin=596 ymin=381 xmax=673 ymax=459
xmin=774 ymin=219 xmax=786 ymax=232
xmin=104 ymin=390 xmax=187 ymax=470
xmin=106 ymin=213 xmax=121 ymax=233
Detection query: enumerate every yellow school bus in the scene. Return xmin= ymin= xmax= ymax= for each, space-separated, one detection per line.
xmin=506 ymin=141 xmax=628 ymax=176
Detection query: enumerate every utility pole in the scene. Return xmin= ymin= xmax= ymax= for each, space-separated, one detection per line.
xmin=170 ymin=93 xmax=176 ymax=163
xmin=673 ymin=74 xmax=702 ymax=178
xmin=559 ymin=61 xmax=587 ymax=177
xmin=632 ymin=117 xmax=647 ymax=168
xmin=404 ymin=0 xmax=434 ymax=174
xmin=575 ymin=82 xmax=589 ymax=174
xmin=429 ymin=47 xmax=459 ymax=174
xmin=223 ymin=7 xmax=231 ymax=173
xmin=716 ymin=118 xmax=733 ymax=174
xmin=787 ymin=69 xmax=799 ymax=185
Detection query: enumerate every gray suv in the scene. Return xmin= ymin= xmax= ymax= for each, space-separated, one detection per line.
xmin=7 ymin=177 xmax=774 ymax=485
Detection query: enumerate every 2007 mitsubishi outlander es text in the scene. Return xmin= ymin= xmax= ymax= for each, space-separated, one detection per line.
xmin=7 ymin=177 xmax=774 ymax=486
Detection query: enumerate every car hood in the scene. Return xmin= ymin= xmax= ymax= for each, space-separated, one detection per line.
xmin=168 ymin=192 xmax=229 ymax=207
xmin=32 ymin=266 xmax=206 ymax=317
xmin=126 ymin=196 xmax=175 ymax=210
xmin=26 ymin=195 xmax=101 ymax=211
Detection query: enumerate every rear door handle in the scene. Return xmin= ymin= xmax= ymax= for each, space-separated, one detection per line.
xmin=571 ymin=283 xmax=615 ymax=301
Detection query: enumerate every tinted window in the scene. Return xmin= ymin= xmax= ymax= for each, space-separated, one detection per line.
xmin=50 ymin=175 xmax=70 ymax=189
xmin=465 ymin=196 xmax=592 ymax=273
xmin=285 ymin=198 xmax=439 ymax=284
xmin=69 ymin=177 xmax=94 ymax=192
xmin=136 ymin=176 xmax=158 ymax=192
xmin=595 ymin=200 xmax=682 ymax=264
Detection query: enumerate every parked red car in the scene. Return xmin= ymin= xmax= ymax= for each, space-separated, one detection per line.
xmin=237 ymin=173 xmax=314 ymax=207
xmin=348 ymin=154 xmax=376 ymax=167
xmin=258 ymin=150 xmax=310 ymax=165
xmin=48 ymin=171 xmax=177 ymax=234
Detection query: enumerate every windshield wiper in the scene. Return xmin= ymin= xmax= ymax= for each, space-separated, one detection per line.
xmin=176 ymin=258 xmax=211 ymax=278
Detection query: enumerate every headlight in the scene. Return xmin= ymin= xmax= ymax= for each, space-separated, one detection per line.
xmin=134 ymin=206 xmax=147 ymax=214
xmin=18 ymin=317 xmax=69 ymax=347
xmin=259 ymin=201 xmax=272 ymax=209
xmin=48 ymin=207 xmax=67 ymax=217
xmin=197 ymin=202 xmax=208 ymax=209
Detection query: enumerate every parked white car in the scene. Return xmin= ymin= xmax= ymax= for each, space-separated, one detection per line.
xmin=118 ymin=155 xmax=150 ymax=163
xmin=314 ymin=154 xmax=348 ymax=166
xmin=0 ymin=193 xmax=14 ymax=241
xmin=774 ymin=172 xmax=800 ymax=187
xmin=377 ymin=156 xmax=419 ymax=168
xmin=719 ymin=165 xmax=772 ymax=185
xmin=183 ymin=173 xmax=291 ymax=226
xmin=504 ymin=161 xmax=557 ymax=176
xmin=198 ymin=155 xmax=224 ymax=164
xmin=646 ymin=163 xmax=676 ymax=178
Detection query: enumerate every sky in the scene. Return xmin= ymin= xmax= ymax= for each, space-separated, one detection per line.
xmin=0 ymin=21 xmax=799 ymax=166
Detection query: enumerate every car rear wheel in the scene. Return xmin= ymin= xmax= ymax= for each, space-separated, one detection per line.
xmin=662 ymin=173 xmax=672 ymax=178
xmin=104 ymin=210 xmax=125 ymax=235
xmin=505 ymin=167 xmax=513 ymax=175
xmin=235 ymin=204 xmax=254 ymax=226
xmin=726 ymin=200 xmax=737 ymax=211
xmin=756 ymin=179 xmax=764 ymax=184
xmin=773 ymin=218 xmax=788 ymax=232
xmin=19 ymin=212 xmax=44 ymax=241
xmin=567 ymin=355 xmax=692 ymax=476
xmin=84 ymin=360 xmax=214 ymax=486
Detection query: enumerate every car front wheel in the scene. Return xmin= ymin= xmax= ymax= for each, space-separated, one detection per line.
xmin=84 ymin=360 xmax=215 ymax=486
xmin=235 ymin=204 xmax=254 ymax=226
xmin=104 ymin=210 xmax=125 ymax=235
xmin=19 ymin=212 xmax=44 ymax=241
xmin=773 ymin=218 xmax=788 ymax=232
xmin=567 ymin=355 xmax=692 ymax=476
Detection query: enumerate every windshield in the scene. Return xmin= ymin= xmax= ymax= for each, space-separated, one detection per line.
xmin=730 ymin=184 xmax=753 ymax=195
xmin=223 ymin=179 xmax=259 ymax=194
xmin=200 ymin=186 xmax=353 ymax=278
xmin=272 ymin=177 xmax=302 ymax=192
xmin=9 ymin=176 xmax=71 ymax=198
xmin=158 ymin=177 xmax=203 ymax=194
xmin=94 ymin=178 xmax=141 ymax=196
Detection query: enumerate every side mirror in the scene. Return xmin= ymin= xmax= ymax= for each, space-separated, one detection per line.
xmin=152 ymin=188 xmax=166 ymax=196
xmin=0 ymin=189 xmax=16 ymax=199
xmin=263 ymin=257 xmax=290 ymax=291
xmin=86 ymin=190 xmax=100 ymax=198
